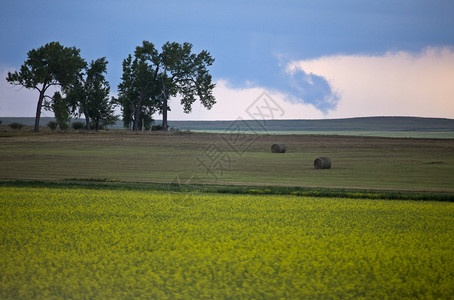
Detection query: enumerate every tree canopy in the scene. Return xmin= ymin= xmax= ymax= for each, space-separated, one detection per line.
xmin=6 ymin=42 xmax=86 ymax=132
xmin=66 ymin=57 xmax=117 ymax=131
xmin=45 ymin=91 xmax=71 ymax=130
xmin=115 ymin=42 xmax=160 ymax=131
xmin=6 ymin=40 xmax=215 ymax=132
xmin=116 ymin=41 xmax=216 ymax=131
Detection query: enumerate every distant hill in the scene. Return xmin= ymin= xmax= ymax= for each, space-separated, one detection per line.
xmin=1 ymin=116 xmax=454 ymax=132
xmin=164 ymin=117 xmax=454 ymax=132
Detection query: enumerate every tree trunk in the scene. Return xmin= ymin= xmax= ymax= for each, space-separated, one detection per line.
xmin=162 ymin=89 xmax=168 ymax=131
xmin=133 ymin=105 xmax=140 ymax=131
xmin=84 ymin=111 xmax=90 ymax=131
xmin=34 ymin=90 xmax=45 ymax=132
xmin=133 ymin=94 xmax=143 ymax=131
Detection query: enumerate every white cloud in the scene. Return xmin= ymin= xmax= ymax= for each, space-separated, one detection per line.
xmin=287 ymin=47 xmax=454 ymax=119
xmin=163 ymin=79 xmax=324 ymax=121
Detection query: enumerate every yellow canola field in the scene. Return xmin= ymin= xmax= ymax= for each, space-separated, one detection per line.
xmin=1 ymin=187 xmax=453 ymax=299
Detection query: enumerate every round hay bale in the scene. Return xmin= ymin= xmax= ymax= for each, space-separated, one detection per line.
xmin=314 ymin=157 xmax=331 ymax=169
xmin=271 ymin=144 xmax=286 ymax=153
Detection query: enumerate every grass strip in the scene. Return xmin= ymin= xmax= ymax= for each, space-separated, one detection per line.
xmin=1 ymin=179 xmax=453 ymax=202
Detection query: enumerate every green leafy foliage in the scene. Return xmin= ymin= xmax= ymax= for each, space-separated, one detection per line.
xmin=45 ymin=91 xmax=71 ymax=130
xmin=66 ymin=57 xmax=117 ymax=131
xmin=72 ymin=121 xmax=85 ymax=130
xmin=1 ymin=186 xmax=453 ymax=298
xmin=116 ymin=41 xmax=215 ymax=131
xmin=158 ymin=41 xmax=216 ymax=130
xmin=6 ymin=42 xmax=85 ymax=132
xmin=115 ymin=44 xmax=160 ymax=131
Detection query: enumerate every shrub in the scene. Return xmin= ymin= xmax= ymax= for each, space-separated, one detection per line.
xmin=90 ymin=122 xmax=105 ymax=131
xmin=72 ymin=122 xmax=86 ymax=130
xmin=9 ymin=122 xmax=24 ymax=131
xmin=47 ymin=121 xmax=58 ymax=131
xmin=0 ymin=120 xmax=3 ymax=125
xmin=151 ymin=124 xmax=163 ymax=131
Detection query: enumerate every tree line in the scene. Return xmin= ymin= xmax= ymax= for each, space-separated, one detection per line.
xmin=6 ymin=41 xmax=216 ymax=132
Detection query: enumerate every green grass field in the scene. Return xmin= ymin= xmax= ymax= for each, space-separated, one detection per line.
xmin=1 ymin=130 xmax=453 ymax=192
xmin=1 ymin=186 xmax=453 ymax=299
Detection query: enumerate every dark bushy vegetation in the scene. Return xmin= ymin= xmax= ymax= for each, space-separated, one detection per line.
xmin=90 ymin=122 xmax=105 ymax=131
xmin=1 ymin=180 xmax=453 ymax=202
xmin=151 ymin=124 xmax=163 ymax=131
xmin=9 ymin=122 xmax=24 ymax=131
xmin=47 ymin=121 xmax=58 ymax=131
xmin=72 ymin=122 xmax=85 ymax=130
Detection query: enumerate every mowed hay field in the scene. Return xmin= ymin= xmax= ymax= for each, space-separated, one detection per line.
xmin=1 ymin=187 xmax=453 ymax=298
xmin=1 ymin=130 xmax=454 ymax=192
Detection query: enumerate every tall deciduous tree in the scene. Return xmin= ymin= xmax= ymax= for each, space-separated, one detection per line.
xmin=67 ymin=57 xmax=116 ymax=131
xmin=158 ymin=42 xmax=216 ymax=130
xmin=115 ymin=42 xmax=160 ymax=131
xmin=6 ymin=42 xmax=85 ymax=132
xmin=116 ymin=41 xmax=216 ymax=131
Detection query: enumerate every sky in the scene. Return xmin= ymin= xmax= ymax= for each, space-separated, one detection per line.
xmin=1 ymin=0 xmax=454 ymax=120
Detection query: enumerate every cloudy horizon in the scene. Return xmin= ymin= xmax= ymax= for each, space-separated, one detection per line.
xmin=1 ymin=1 xmax=453 ymax=120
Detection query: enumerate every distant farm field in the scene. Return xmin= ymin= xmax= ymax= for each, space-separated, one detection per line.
xmin=192 ymin=129 xmax=454 ymax=139
xmin=0 ymin=130 xmax=453 ymax=192
xmin=1 ymin=186 xmax=453 ymax=298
